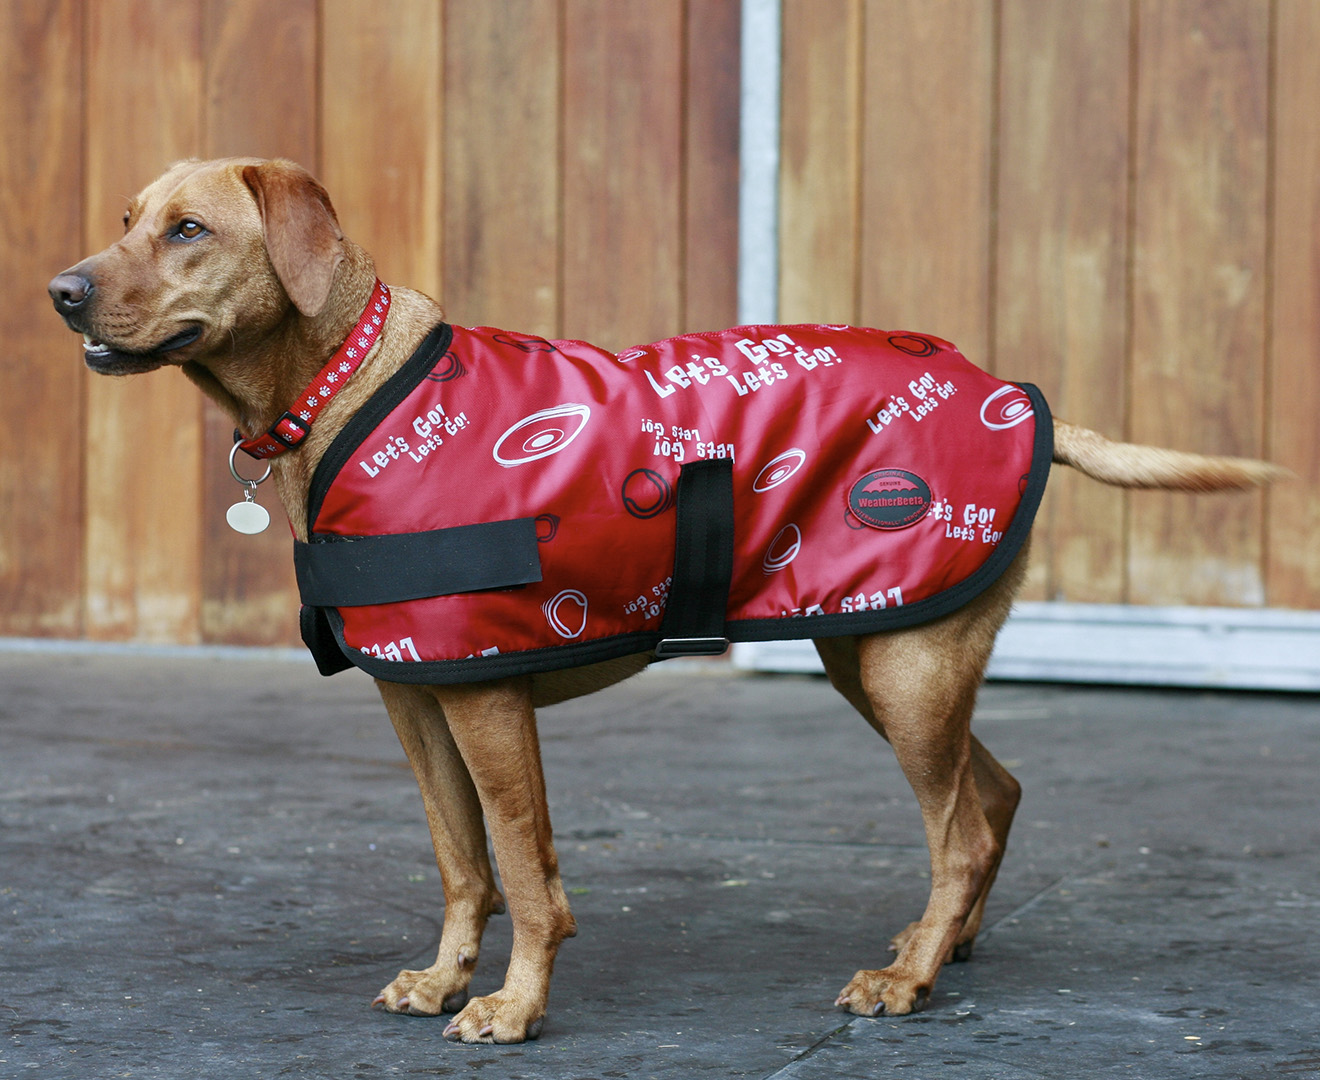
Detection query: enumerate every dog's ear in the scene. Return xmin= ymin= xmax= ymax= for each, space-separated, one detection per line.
xmin=241 ymin=160 xmax=345 ymax=317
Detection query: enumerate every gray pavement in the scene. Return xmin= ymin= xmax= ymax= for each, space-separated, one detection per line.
xmin=1 ymin=648 xmax=1317 ymax=1079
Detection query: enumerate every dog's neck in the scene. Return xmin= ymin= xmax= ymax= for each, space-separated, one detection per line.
xmin=183 ymin=242 xmax=381 ymax=438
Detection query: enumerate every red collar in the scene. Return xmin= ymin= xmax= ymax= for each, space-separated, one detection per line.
xmin=236 ymin=279 xmax=391 ymax=460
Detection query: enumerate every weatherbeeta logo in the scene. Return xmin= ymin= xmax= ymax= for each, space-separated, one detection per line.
xmin=847 ymin=469 xmax=933 ymax=530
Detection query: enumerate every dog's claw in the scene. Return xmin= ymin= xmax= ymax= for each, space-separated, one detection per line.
xmin=872 ymin=1000 xmax=886 ymax=1017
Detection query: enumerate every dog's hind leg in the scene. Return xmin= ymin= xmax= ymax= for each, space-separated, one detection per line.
xmin=943 ymin=733 xmax=1020 ymax=958
xmin=820 ymin=556 xmax=1025 ymax=1015
xmin=883 ymin=733 xmax=1020 ymax=962
xmin=372 ymin=681 xmax=506 ymax=1017
xmin=815 ymin=651 xmax=1021 ymax=969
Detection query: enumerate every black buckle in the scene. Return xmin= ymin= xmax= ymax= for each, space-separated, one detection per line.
xmin=654 ymin=636 xmax=730 ymax=660
xmin=269 ymin=411 xmax=311 ymax=448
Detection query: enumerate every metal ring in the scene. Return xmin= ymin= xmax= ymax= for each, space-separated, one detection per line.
xmin=229 ymin=441 xmax=273 ymax=486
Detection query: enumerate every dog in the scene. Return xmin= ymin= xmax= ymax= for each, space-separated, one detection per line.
xmin=48 ymin=158 xmax=1285 ymax=1043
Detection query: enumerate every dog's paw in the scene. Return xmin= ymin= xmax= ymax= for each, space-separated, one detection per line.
xmin=373 ymin=954 xmax=476 ymax=1016
xmin=442 ymin=990 xmax=546 ymax=1044
xmin=834 ymin=967 xmax=930 ymax=1017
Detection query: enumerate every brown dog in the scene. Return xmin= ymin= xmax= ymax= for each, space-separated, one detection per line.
xmin=48 ymin=158 xmax=1284 ymax=1043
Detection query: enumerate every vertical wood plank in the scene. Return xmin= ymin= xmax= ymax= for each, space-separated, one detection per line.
xmin=1269 ymin=0 xmax=1320 ymax=610
xmin=563 ymin=0 xmax=684 ymax=350
xmin=198 ymin=0 xmax=318 ymax=645
xmin=0 ymin=0 xmax=85 ymax=636
xmin=322 ymin=0 xmax=443 ymax=301
xmin=442 ymin=0 xmax=560 ymax=337
xmin=857 ymin=0 xmax=995 ymax=363
xmin=204 ymin=0 xmax=317 ymax=163
xmin=778 ymin=0 xmax=862 ymax=325
xmin=84 ymin=0 xmax=205 ymax=642
xmin=683 ymin=0 xmax=741 ymax=332
xmin=997 ymin=0 xmax=1131 ymax=603
xmin=1129 ymin=0 xmax=1269 ymax=606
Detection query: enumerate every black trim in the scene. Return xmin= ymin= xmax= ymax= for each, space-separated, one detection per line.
xmin=655 ymin=458 xmax=734 ymax=657
xmin=305 ymin=378 xmax=1053 ymax=685
xmin=295 ymin=518 xmax=542 ymax=607
xmin=306 ymin=323 xmax=453 ymax=530
xmin=321 ymin=603 xmax=664 ymax=683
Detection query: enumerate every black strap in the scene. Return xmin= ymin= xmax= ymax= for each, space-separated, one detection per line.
xmin=655 ymin=458 xmax=734 ymax=658
xmin=295 ymin=518 xmax=542 ymax=608
xmin=300 ymin=604 xmax=354 ymax=676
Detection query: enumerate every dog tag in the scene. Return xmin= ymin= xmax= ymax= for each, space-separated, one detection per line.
xmin=226 ymin=443 xmax=273 ymax=535
xmin=227 ymin=491 xmax=271 ymax=535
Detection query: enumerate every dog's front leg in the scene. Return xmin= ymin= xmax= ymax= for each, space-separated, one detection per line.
xmin=373 ymin=682 xmax=506 ymax=1017
xmin=428 ymin=677 xmax=577 ymax=1043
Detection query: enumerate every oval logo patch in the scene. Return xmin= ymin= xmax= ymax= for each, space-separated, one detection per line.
xmin=848 ymin=469 xmax=933 ymax=530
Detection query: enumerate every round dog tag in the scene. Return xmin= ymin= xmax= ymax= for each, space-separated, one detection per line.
xmin=226 ymin=499 xmax=271 ymax=535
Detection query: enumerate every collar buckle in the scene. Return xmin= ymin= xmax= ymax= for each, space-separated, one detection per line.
xmin=270 ymin=411 xmax=311 ymax=449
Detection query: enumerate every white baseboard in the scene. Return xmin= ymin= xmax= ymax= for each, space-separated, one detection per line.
xmin=730 ymin=602 xmax=1320 ymax=692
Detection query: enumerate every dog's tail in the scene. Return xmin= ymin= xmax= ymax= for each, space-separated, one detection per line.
xmin=1052 ymin=420 xmax=1289 ymax=492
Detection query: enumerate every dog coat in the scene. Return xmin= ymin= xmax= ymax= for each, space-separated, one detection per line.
xmin=296 ymin=322 xmax=1051 ymax=683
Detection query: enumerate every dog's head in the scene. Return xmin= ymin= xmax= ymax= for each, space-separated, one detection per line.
xmin=49 ymin=157 xmax=345 ymax=376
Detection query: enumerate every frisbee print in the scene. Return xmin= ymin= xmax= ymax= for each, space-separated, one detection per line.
xmin=493 ymin=403 xmax=592 ymax=467
xmin=752 ymin=448 xmax=807 ymax=492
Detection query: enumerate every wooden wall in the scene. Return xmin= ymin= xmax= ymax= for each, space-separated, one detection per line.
xmin=1 ymin=0 xmax=739 ymax=645
xmin=781 ymin=0 xmax=1320 ymax=611
xmin=2 ymin=0 xmax=1316 ymax=648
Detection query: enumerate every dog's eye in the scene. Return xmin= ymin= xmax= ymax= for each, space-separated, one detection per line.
xmin=175 ymin=220 xmax=206 ymax=241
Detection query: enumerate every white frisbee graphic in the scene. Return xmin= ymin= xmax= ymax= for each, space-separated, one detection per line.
xmin=752 ymin=448 xmax=807 ymax=492
xmin=493 ymin=403 xmax=592 ymax=466
xmin=979 ymin=385 xmax=1034 ymax=430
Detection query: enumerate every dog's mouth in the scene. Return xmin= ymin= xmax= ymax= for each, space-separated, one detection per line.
xmin=81 ymin=326 xmax=202 ymax=374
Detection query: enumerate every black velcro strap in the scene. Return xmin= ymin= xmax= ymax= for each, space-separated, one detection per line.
xmin=295 ymin=518 xmax=542 ymax=608
xmin=300 ymin=604 xmax=354 ymax=675
xmin=655 ymin=458 xmax=734 ymax=658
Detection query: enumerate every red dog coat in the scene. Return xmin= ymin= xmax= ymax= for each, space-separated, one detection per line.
xmin=296 ymin=323 xmax=1051 ymax=682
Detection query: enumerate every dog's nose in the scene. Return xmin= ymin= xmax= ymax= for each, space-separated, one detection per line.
xmin=49 ymin=272 xmax=94 ymax=315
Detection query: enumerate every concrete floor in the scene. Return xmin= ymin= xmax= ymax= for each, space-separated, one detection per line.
xmin=1 ymin=648 xmax=1318 ymax=1079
